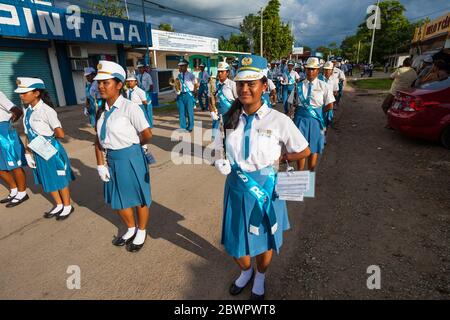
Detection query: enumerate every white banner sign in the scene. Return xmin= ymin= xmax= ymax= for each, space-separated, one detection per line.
xmin=292 ymin=47 xmax=304 ymax=55
xmin=151 ymin=29 xmax=219 ymax=54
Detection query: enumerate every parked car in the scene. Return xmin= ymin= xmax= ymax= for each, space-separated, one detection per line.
xmin=387 ymin=77 xmax=450 ymax=149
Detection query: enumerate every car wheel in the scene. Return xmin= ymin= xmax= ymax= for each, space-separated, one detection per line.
xmin=441 ymin=126 xmax=450 ymax=149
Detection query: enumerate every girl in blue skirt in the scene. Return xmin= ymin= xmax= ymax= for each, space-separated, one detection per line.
xmin=15 ymin=78 xmax=75 ymax=219
xmin=290 ymin=57 xmax=335 ymax=171
xmin=94 ymin=61 xmax=152 ymax=253
xmin=214 ymin=55 xmax=311 ymax=300
xmin=0 ymin=91 xmax=29 ymax=208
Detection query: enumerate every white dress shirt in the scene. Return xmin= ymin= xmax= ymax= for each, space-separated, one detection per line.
xmin=0 ymin=91 xmax=15 ymax=122
xmin=266 ymin=79 xmax=276 ymax=93
xmin=225 ymin=103 xmax=309 ymax=172
xmin=96 ymin=95 xmax=149 ymax=150
xmin=282 ymin=70 xmax=300 ymax=85
xmin=211 ymin=78 xmax=238 ymax=100
xmin=331 ymin=67 xmax=346 ymax=82
xmin=288 ymin=78 xmax=336 ymax=108
xmin=126 ymin=87 xmax=147 ymax=105
xmin=178 ymin=72 xmax=196 ymax=92
xmin=137 ymin=72 xmax=153 ymax=92
xmin=23 ymin=100 xmax=62 ymax=136
xmin=321 ymin=75 xmax=339 ymax=92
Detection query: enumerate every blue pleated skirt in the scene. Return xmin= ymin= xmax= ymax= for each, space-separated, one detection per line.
xmin=294 ymin=108 xmax=325 ymax=154
xmin=221 ymin=167 xmax=290 ymax=258
xmin=140 ymin=103 xmax=153 ymax=128
xmin=32 ymin=137 xmax=75 ymax=193
xmin=104 ymin=144 xmax=152 ymax=210
xmin=0 ymin=121 xmax=26 ymax=171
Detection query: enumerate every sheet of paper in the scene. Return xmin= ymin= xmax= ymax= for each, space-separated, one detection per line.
xmin=302 ymin=172 xmax=316 ymax=198
xmin=28 ymin=136 xmax=57 ymax=161
xmin=276 ymin=170 xmax=311 ymax=202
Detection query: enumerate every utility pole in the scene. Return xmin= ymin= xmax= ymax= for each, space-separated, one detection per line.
xmin=260 ymin=7 xmax=264 ymax=57
xmin=141 ymin=0 xmax=150 ymax=66
xmin=369 ymin=0 xmax=380 ymax=64
xmin=356 ymin=40 xmax=361 ymax=64
xmin=124 ymin=0 xmax=130 ymax=19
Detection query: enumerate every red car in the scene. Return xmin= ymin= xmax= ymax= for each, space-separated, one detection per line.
xmin=387 ymin=77 xmax=450 ymax=149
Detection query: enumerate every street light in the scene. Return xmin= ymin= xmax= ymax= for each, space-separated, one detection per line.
xmin=260 ymin=6 xmax=264 ymax=56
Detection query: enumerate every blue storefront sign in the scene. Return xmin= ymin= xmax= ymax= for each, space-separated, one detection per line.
xmin=0 ymin=0 xmax=152 ymax=46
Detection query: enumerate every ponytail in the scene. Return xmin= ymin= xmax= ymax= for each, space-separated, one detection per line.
xmin=36 ymin=89 xmax=56 ymax=109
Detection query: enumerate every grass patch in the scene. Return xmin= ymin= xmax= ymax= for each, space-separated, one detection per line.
xmin=153 ymin=102 xmax=178 ymax=114
xmin=351 ymin=78 xmax=393 ymax=90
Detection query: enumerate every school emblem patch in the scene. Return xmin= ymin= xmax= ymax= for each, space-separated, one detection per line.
xmin=242 ymin=57 xmax=252 ymax=66
xmin=97 ymin=63 xmax=102 ymax=70
xmin=16 ymin=79 xmax=21 ymax=85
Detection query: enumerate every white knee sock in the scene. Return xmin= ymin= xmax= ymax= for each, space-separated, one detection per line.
xmin=122 ymin=227 xmax=136 ymax=240
xmin=15 ymin=191 xmax=27 ymax=200
xmin=50 ymin=204 xmax=63 ymax=214
xmin=132 ymin=229 xmax=146 ymax=245
xmin=9 ymin=188 xmax=18 ymax=197
xmin=252 ymin=271 xmax=265 ymax=295
xmin=235 ymin=267 xmax=253 ymax=288
xmin=59 ymin=205 xmax=73 ymax=217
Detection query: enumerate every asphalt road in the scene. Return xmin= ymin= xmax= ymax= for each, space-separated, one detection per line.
xmin=0 ymin=86 xmax=449 ymax=300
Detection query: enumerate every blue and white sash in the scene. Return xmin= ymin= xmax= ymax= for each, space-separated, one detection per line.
xmin=178 ymin=74 xmax=196 ymax=103
xmin=297 ymin=82 xmax=325 ymax=130
xmin=231 ymin=165 xmax=278 ymax=236
xmin=284 ymin=71 xmax=295 ymax=85
xmin=216 ymin=83 xmax=233 ymax=114
xmin=24 ymin=108 xmax=67 ymax=173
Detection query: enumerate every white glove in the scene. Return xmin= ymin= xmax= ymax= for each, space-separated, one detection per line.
xmin=210 ymin=111 xmax=219 ymax=121
xmin=83 ymin=107 xmax=89 ymax=116
xmin=214 ymin=159 xmax=231 ymax=176
xmin=25 ymin=153 xmax=36 ymax=169
xmin=97 ymin=165 xmax=111 ymax=182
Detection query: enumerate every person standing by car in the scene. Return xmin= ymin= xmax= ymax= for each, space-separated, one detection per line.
xmin=381 ymin=58 xmax=417 ymax=114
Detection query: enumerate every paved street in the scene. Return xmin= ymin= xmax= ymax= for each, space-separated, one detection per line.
xmin=0 ymin=84 xmax=449 ymax=299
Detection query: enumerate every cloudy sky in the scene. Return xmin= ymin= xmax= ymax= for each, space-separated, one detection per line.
xmin=55 ymin=0 xmax=450 ymax=49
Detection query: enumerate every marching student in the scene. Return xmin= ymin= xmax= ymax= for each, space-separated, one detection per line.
xmin=262 ymin=69 xmax=276 ymax=108
xmin=209 ymin=61 xmax=238 ymax=139
xmin=94 ymin=61 xmax=152 ymax=253
xmin=319 ymin=61 xmax=338 ymax=128
xmin=214 ymin=54 xmax=311 ymax=300
xmin=289 ymin=57 xmax=335 ymax=171
xmin=281 ymin=60 xmax=300 ymax=114
xmin=126 ymin=74 xmax=153 ymax=128
xmin=84 ymin=67 xmax=102 ymax=127
xmin=0 ymin=91 xmax=28 ymax=207
xmin=197 ymin=63 xmax=210 ymax=111
xmin=330 ymin=58 xmax=346 ymax=109
xmin=176 ymin=58 xmax=197 ymax=132
xmin=15 ymin=78 xmax=75 ymax=219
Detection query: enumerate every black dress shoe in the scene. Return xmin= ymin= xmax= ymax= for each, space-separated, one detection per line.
xmin=112 ymin=234 xmax=136 ymax=247
xmin=250 ymin=291 xmax=265 ymax=300
xmin=43 ymin=206 xmax=64 ymax=219
xmin=56 ymin=207 xmax=75 ymax=221
xmin=229 ymin=269 xmax=254 ymax=296
xmin=0 ymin=195 xmax=14 ymax=204
xmin=5 ymin=194 xmax=29 ymax=208
xmin=126 ymin=240 xmax=145 ymax=252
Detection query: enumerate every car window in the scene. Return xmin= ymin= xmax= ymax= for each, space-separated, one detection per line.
xmin=419 ymin=77 xmax=450 ymax=90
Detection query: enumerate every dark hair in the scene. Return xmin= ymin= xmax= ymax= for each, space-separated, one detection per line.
xmin=403 ymin=58 xmax=412 ymax=67
xmin=224 ymin=76 xmax=268 ymax=130
xmin=35 ymin=89 xmax=56 ymax=109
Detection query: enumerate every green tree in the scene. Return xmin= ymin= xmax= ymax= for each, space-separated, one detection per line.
xmin=219 ymin=33 xmax=250 ymax=52
xmin=89 ymin=0 xmax=126 ymax=19
xmin=158 ymin=23 xmax=175 ymax=32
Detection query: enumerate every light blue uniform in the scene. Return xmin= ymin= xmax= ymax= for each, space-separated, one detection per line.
xmin=85 ymin=80 xmax=102 ymax=127
xmin=176 ymin=72 xmax=196 ymax=131
xmin=24 ymin=101 xmax=75 ymax=193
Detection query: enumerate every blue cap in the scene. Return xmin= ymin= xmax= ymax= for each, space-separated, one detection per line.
xmin=178 ymin=58 xmax=189 ymax=66
xmin=234 ymin=55 xmax=268 ymax=81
